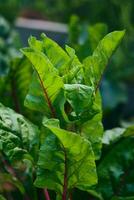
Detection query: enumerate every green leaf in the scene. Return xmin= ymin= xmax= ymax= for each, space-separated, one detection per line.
xmin=21 ymin=47 xmax=64 ymax=116
xmin=41 ymin=33 xmax=70 ymax=69
xmin=35 ymin=122 xmax=97 ymax=194
xmin=81 ymin=92 xmax=103 ymax=160
xmin=83 ymin=30 xmax=125 ymax=88
xmin=63 ymin=45 xmax=84 ymax=83
xmin=64 ymin=83 xmax=93 ymax=116
xmin=0 ymin=103 xmax=39 ymax=162
xmin=29 ymin=33 xmax=70 ymax=70
xmin=96 ymin=137 xmax=134 ymax=199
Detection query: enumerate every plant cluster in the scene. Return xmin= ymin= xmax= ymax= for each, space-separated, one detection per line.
xmin=1 ymin=29 xmax=134 ymax=200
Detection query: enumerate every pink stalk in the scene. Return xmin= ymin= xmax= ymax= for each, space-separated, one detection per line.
xmin=44 ymin=189 xmax=51 ymax=200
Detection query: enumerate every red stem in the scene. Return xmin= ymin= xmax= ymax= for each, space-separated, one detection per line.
xmin=43 ymin=189 xmax=51 ymax=200
xmin=62 ymin=150 xmax=68 ymax=200
xmin=35 ymin=71 xmax=54 ymax=200
xmin=36 ymin=70 xmax=56 ymax=118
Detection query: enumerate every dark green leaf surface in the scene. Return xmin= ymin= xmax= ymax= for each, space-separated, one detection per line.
xmin=97 ymin=136 xmax=134 ymax=199
xmin=0 ymin=103 xmax=39 ymax=162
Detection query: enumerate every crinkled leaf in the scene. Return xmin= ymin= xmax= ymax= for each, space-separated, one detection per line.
xmin=0 ymin=103 xmax=39 ymax=162
xmin=64 ymin=83 xmax=93 ymax=116
xmin=63 ymin=45 xmax=83 ymax=83
xmin=35 ymin=122 xmax=97 ymax=194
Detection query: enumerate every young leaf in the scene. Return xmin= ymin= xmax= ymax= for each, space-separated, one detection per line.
xmin=29 ymin=33 xmax=70 ymax=70
xmin=83 ymin=30 xmax=125 ymax=89
xmin=41 ymin=33 xmax=70 ymax=69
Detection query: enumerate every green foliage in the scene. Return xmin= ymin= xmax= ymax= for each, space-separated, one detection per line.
xmin=0 ymin=30 xmax=126 ymax=199
xmin=35 ymin=119 xmax=97 ymax=195
xmin=95 ymin=124 xmax=134 ymax=200
xmin=20 ymin=31 xmax=124 ymax=199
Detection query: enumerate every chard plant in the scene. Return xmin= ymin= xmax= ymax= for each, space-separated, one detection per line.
xmin=0 ymin=30 xmax=127 ymax=200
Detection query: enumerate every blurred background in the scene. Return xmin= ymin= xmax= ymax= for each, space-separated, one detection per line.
xmin=0 ymin=0 xmax=134 ymax=129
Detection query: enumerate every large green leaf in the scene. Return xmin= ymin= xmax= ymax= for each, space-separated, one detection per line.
xmin=21 ymin=46 xmax=64 ymax=116
xmin=0 ymin=103 xmax=39 ymax=162
xmin=83 ymin=30 xmax=125 ymax=88
xmin=35 ymin=121 xmax=97 ymax=195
